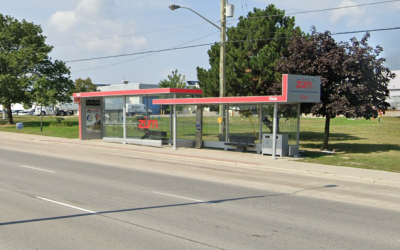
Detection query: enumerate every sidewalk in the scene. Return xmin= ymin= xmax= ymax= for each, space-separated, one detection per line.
xmin=3 ymin=132 xmax=400 ymax=188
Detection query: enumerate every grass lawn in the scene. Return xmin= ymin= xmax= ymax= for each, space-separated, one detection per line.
xmin=298 ymin=116 xmax=400 ymax=173
xmin=0 ymin=114 xmax=399 ymax=172
xmin=0 ymin=115 xmax=79 ymax=139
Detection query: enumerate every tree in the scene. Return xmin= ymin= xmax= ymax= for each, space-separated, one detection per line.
xmin=159 ymin=69 xmax=186 ymax=88
xmin=32 ymin=59 xmax=74 ymax=131
xmin=74 ymin=77 xmax=98 ymax=92
xmin=197 ymin=5 xmax=301 ymax=97
xmin=0 ymin=14 xmax=73 ymax=124
xmin=277 ymin=27 xmax=395 ymax=150
xmin=341 ymin=33 xmax=394 ymax=116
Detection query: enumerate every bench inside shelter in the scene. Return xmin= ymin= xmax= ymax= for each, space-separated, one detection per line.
xmin=141 ymin=129 xmax=168 ymax=142
xmin=224 ymin=135 xmax=256 ymax=152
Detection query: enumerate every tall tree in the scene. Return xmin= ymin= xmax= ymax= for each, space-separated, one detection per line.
xmin=0 ymin=14 xmax=73 ymax=124
xmin=277 ymin=27 xmax=395 ymax=150
xmin=159 ymin=69 xmax=186 ymax=88
xmin=341 ymin=33 xmax=394 ymax=116
xmin=197 ymin=5 xmax=301 ymax=97
xmin=74 ymin=77 xmax=98 ymax=92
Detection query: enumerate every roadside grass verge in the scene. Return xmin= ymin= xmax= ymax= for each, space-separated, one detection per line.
xmin=0 ymin=115 xmax=399 ymax=172
xmin=0 ymin=116 xmax=79 ymax=139
xmin=298 ymin=117 xmax=400 ymax=173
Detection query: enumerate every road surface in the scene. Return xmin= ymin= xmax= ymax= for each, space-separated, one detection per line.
xmin=0 ymin=140 xmax=400 ymax=249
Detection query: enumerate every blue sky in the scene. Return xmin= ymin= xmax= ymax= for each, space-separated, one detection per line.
xmin=1 ymin=0 xmax=399 ymax=85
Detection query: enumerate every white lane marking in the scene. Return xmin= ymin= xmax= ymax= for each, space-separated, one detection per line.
xmin=19 ymin=165 xmax=55 ymax=173
xmin=36 ymin=197 xmax=97 ymax=214
xmin=153 ymin=191 xmax=214 ymax=204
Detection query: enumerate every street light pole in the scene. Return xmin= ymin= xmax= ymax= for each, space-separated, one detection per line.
xmin=169 ymin=5 xmax=221 ymax=30
xmin=219 ymin=0 xmax=226 ymax=136
xmin=169 ymin=1 xmax=230 ymax=137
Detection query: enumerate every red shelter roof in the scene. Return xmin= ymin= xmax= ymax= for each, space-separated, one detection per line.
xmin=73 ymin=88 xmax=203 ymax=98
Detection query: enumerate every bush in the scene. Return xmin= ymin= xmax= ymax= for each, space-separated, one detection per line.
xmin=50 ymin=118 xmax=72 ymax=127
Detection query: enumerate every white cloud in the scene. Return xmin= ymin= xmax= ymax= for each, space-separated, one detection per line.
xmin=49 ymin=11 xmax=78 ymax=32
xmin=47 ymin=0 xmax=147 ymax=55
xmin=330 ymin=0 xmax=367 ymax=26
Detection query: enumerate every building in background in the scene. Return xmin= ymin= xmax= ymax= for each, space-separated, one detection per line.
xmin=387 ymin=70 xmax=400 ymax=110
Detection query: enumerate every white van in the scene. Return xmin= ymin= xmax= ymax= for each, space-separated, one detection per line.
xmin=127 ymin=104 xmax=147 ymax=116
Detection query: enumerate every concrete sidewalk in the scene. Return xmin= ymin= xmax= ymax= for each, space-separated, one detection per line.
xmin=3 ymin=131 xmax=400 ymax=188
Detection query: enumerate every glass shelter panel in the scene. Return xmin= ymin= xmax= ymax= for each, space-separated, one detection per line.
xmin=277 ymin=104 xmax=298 ymax=146
xmin=103 ymin=97 xmax=124 ymax=138
xmin=202 ymin=105 xmax=222 ymax=141
xmin=228 ymin=104 xmax=261 ymax=143
xmin=176 ymin=104 xmax=196 ymax=141
xmin=260 ymin=104 xmax=298 ymax=145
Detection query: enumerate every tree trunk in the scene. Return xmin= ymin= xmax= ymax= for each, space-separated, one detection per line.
xmin=321 ymin=114 xmax=331 ymax=150
xmin=6 ymin=103 xmax=14 ymax=124
xmin=40 ymin=107 xmax=43 ymax=132
xmin=2 ymin=108 xmax=6 ymax=120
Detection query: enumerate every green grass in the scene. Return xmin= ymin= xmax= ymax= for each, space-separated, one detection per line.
xmin=1 ymin=115 xmax=399 ymax=172
xmin=298 ymin=117 xmax=400 ymax=173
xmin=0 ymin=116 xmax=79 ymax=139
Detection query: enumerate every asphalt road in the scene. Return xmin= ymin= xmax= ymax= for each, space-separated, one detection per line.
xmin=1 ymin=148 xmax=400 ymax=249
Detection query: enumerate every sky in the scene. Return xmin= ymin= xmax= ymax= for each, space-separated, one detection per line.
xmin=1 ymin=0 xmax=400 ymax=86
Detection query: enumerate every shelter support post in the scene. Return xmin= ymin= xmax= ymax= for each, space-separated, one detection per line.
xmin=146 ymin=96 xmax=149 ymax=117
xmin=226 ymin=104 xmax=229 ymax=142
xmin=195 ymin=105 xmax=203 ymax=149
xmin=272 ymin=102 xmax=278 ymax=159
xmin=297 ymin=103 xmax=300 ymax=149
xmin=169 ymin=105 xmax=173 ymax=145
xmin=173 ymin=94 xmax=177 ymax=150
xmin=259 ymin=104 xmax=262 ymax=146
xmin=123 ymin=96 xmax=126 ymax=144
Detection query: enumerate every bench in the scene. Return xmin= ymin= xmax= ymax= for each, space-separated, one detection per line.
xmin=141 ymin=129 xmax=168 ymax=140
xmin=149 ymin=130 xmax=167 ymax=139
xmin=224 ymin=136 xmax=256 ymax=152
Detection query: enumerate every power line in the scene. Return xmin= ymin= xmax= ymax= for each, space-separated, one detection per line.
xmin=65 ymin=43 xmax=214 ymax=63
xmin=65 ymin=26 xmax=400 ymax=64
xmin=71 ymin=31 xmax=219 ymax=72
xmin=54 ymin=23 xmax=211 ymax=47
xmin=287 ymin=0 xmax=400 ymax=16
xmin=231 ymin=0 xmax=400 ymax=22
xmin=332 ymin=27 xmax=400 ymax=35
xmin=56 ymin=0 xmax=400 ymax=48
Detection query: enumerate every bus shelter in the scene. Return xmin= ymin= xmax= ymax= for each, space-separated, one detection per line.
xmin=73 ymin=74 xmax=320 ymax=158
xmin=153 ymin=74 xmax=321 ymax=158
xmin=73 ymin=88 xmax=203 ymax=147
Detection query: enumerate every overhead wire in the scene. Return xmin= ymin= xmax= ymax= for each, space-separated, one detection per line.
xmin=59 ymin=0 xmax=400 ymax=71
xmin=71 ymin=31 xmax=219 ymax=72
xmin=66 ymin=26 xmax=400 ymax=64
xmin=54 ymin=23 xmax=212 ymax=47
xmin=55 ymin=0 xmax=400 ymax=48
xmin=231 ymin=0 xmax=400 ymax=22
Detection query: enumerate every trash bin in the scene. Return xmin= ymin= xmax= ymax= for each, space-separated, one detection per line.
xmin=16 ymin=123 xmax=23 ymax=129
xmin=261 ymin=133 xmax=289 ymax=156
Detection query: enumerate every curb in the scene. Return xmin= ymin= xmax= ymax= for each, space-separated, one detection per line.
xmin=4 ymin=133 xmax=400 ymax=189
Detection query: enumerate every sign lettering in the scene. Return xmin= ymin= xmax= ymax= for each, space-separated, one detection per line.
xmin=269 ymin=97 xmax=278 ymax=101
xmin=300 ymin=95 xmax=309 ymax=100
xmin=138 ymin=118 xmax=159 ymax=129
xmin=296 ymin=80 xmax=313 ymax=89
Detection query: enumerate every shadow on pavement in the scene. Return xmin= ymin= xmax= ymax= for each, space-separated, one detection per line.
xmin=0 ymin=185 xmax=338 ymax=227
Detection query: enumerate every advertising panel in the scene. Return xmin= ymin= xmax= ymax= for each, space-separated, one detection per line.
xmin=86 ymin=108 xmax=101 ymax=133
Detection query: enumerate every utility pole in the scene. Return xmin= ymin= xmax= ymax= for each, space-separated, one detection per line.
xmin=219 ymin=0 xmax=226 ymax=137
